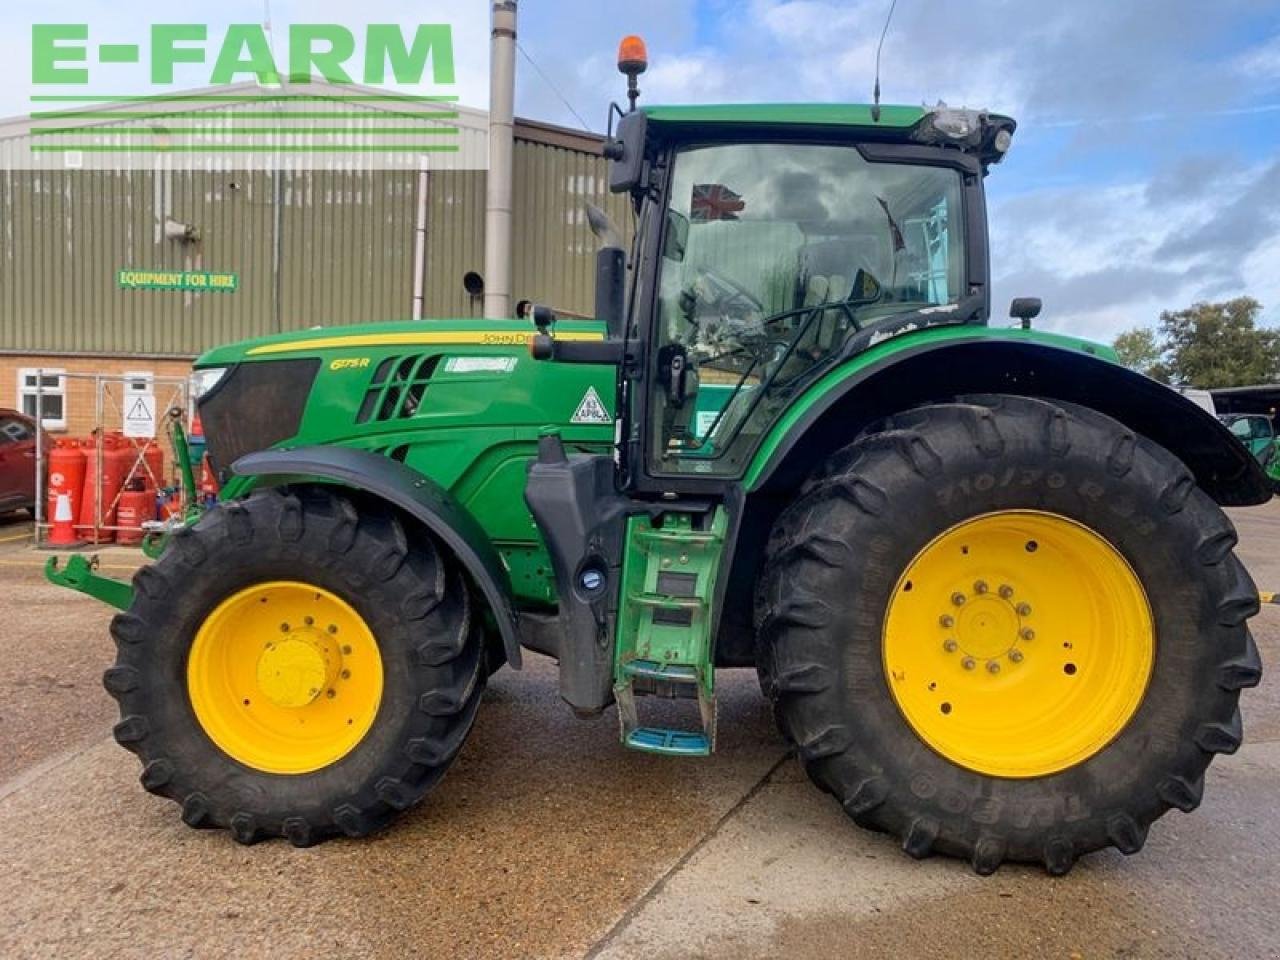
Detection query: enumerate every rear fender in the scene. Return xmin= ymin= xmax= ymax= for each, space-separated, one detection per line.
xmin=747 ymin=335 xmax=1270 ymax=506
xmin=233 ymin=446 xmax=522 ymax=669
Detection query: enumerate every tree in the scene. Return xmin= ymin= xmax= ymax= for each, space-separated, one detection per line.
xmin=1159 ymin=297 xmax=1280 ymax=389
xmin=1112 ymin=326 xmax=1168 ymax=382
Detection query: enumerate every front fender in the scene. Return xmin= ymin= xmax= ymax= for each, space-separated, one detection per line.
xmin=746 ymin=329 xmax=1270 ymax=507
xmin=233 ymin=446 xmax=522 ymax=668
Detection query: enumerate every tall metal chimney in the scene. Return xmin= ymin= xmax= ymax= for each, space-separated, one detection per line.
xmin=484 ymin=1 xmax=517 ymax=320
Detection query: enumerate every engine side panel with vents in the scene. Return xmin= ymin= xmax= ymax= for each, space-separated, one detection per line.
xmin=195 ymin=319 xmax=617 ymax=608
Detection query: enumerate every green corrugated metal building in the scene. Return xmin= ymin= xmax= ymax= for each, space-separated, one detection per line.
xmin=0 ymin=97 xmax=628 ymax=363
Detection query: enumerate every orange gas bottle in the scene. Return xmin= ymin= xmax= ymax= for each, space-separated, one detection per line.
xmin=46 ymin=439 xmax=87 ymax=525
xmin=78 ymin=433 xmax=133 ymax=543
xmin=127 ymin=439 xmax=165 ymax=491
xmin=116 ymin=483 xmax=154 ymax=546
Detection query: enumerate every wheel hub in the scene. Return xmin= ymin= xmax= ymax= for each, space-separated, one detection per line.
xmin=256 ymin=632 xmax=338 ymax=708
xmin=952 ymin=592 xmax=1023 ymax=662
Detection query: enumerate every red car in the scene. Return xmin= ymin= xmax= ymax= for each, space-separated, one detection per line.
xmin=0 ymin=409 xmax=38 ymax=515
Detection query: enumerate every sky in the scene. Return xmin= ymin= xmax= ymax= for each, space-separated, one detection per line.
xmin=6 ymin=0 xmax=1279 ymax=343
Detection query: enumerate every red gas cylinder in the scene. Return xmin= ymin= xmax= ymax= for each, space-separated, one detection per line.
xmin=78 ymin=434 xmax=133 ymax=543
xmin=46 ymin=440 xmax=87 ymax=526
xmin=127 ymin=439 xmax=165 ymax=491
xmin=116 ymin=483 xmax=154 ymax=547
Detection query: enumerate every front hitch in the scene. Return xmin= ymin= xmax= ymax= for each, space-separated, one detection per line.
xmin=44 ymin=554 xmax=134 ymax=611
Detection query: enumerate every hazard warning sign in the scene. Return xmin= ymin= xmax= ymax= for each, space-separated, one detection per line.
xmin=571 ymin=386 xmax=612 ymax=425
xmin=123 ymin=393 xmax=157 ymax=439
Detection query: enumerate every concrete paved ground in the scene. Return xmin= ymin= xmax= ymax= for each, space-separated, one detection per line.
xmin=0 ymin=503 xmax=1277 ymax=959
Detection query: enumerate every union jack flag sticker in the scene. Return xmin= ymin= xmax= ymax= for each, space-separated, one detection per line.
xmin=691 ymin=183 xmax=746 ymax=222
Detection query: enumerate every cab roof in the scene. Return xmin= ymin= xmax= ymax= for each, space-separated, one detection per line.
xmin=643 ymin=103 xmax=927 ymax=129
xmin=636 ymin=103 xmax=1017 ymax=169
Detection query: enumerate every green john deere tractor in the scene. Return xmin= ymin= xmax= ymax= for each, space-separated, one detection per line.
xmin=50 ymin=48 xmax=1267 ymax=875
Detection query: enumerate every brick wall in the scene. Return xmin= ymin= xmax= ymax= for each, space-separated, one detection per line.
xmin=0 ymin=355 xmax=195 ymax=440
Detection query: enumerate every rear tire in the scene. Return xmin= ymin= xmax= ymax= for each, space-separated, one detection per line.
xmin=756 ymin=394 xmax=1262 ymax=874
xmin=105 ymin=487 xmax=485 ymax=846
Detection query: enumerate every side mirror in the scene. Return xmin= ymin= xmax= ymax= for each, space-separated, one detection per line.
xmin=607 ymin=109 xmax=648 ymax=195
xmin=663 ymin=209 xmax=689 ymax=263
xmin=1010 ymin=297 xmax=1043 ymax=329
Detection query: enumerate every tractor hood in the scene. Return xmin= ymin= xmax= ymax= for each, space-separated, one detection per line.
xmin=192 ymin=317 xmax=616 ymax=484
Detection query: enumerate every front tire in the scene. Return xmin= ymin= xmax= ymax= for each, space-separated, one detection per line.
xmin=105 ymin=487 xmax=485 ymax=846
xmin=756 ymin=395 xmax=1262 ymax=874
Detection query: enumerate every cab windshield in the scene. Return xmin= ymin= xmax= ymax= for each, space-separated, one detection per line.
xmin=648 ymin=141 xmax=967 ymax=476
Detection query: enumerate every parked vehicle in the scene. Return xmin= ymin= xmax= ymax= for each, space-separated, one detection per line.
xmin=50 ymin=38 xmax=1266 ymax=875
xmin=0 ymin=409 xmax=38 ymax=515
xmin=1221 ymin=414 xmax=1276 ymax=468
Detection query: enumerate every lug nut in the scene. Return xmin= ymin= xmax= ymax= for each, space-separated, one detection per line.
xmin=340 ymin=669 xmax=351 ymax=679
xmin=304 ymin=616 xmax=314 ymax=626
xmin=1009 ymin=650 xmax=1024 ymax=663
xmin=951 ymin=593 xmax=967 ymax=607
xmin=986 ymin=660 xmax=1001 ymax=674
xmin=341 ymin=645 xmax=352 ymax=655
xmin=1020 ymin=627 xmax=1035 ymax=641
xmin=961 ymin=656 xmax=976 ymax=670
xmin=326 ymin=689 xmax=336 ymax=699
xmin=998 ymin=584 xmax=1014 ymax=599
xmin=280 ymin=623 xmax=290 ymax=633
xmin=939 ymin=614 xmax=955 ymax=629
xmin=974 ymin=580 xmax=989 ymax=595
xmin=943 ymin=639 xmax=958 ymax=653
xmin=1016 ymin=602 xmax=1032 ymax=617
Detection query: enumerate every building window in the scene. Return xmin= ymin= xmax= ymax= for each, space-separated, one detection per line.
xmin=17 ymin=369 xmax=66 ymax=430
xmin=123 ymin=370 xmax=154 ymax=395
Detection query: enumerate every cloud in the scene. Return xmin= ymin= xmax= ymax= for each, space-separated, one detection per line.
xmin=1155 ymin=160 xmax=1280 ymax=262
xmin=1236 ymin=32 xmax=1280 ymax=84
xmin=988 ymin=156 xmax=1280 ymax=339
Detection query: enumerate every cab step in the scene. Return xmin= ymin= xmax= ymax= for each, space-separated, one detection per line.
xmin=625 ymin=727 xmax=711 ymax=756
xmin=614 ymin=508 xmax=728 ymax=758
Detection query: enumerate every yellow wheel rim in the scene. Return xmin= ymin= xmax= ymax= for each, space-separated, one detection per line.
xmin=883 ymin=511 xmax=1154 ymax=778
xmin=187 ymin=581 xmax=384 ymax=775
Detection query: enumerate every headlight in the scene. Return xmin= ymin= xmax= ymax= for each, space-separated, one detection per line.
xmin=192 ymin=366 xmax=230 ymax=399
xmin=930 ymin=107 xmax=983 ymax=141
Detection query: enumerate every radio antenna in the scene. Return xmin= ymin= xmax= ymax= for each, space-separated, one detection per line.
xmin=871 ymin=0 xmax=899 ymax=122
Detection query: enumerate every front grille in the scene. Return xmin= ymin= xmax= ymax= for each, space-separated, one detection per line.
xmin=198 ymin=358 xmax=320 ymax=477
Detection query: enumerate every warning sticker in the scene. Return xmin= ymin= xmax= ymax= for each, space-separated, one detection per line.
xmin=123 ymin=393 xmax=157 ymax=439
xmin=571 ymin=386 xmax=612 ymax=425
